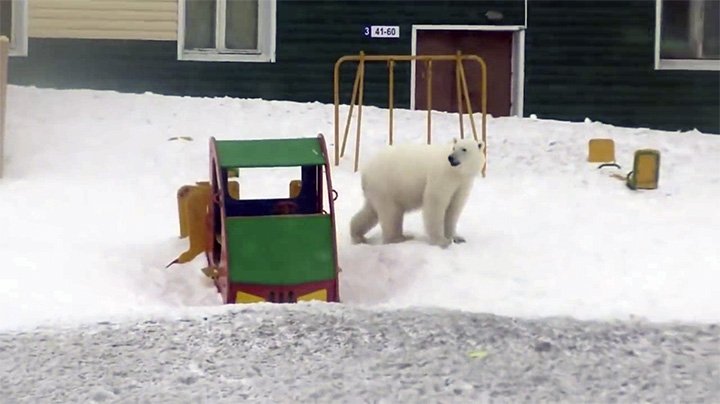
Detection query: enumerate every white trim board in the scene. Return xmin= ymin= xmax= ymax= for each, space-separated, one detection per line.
xmin=654 ymin=0 xmax=720 ymax=71
xmin=177 ymin=0 xmax=276 ymax=63
xmin=413 ymin=24 xmax=526 ymax=32
xmin=8 ymin=0 xmax=27 ymax=57
xmin=410 ymin=24 xmax=526 ymax=117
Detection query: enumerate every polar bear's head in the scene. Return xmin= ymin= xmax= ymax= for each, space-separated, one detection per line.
xmin=447 ymin=138 xmax=486 ymax=176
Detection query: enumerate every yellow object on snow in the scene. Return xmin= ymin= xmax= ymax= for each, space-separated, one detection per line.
xmin=626 ymin=149 xmax=660 ymax=190
xmin=170 ymin=180 xmax=239 ymax=267
xmin=587 ymin=138 xmax=616 ymax=163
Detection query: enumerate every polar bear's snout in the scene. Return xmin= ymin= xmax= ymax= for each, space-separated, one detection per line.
xmin=448 ymin=154 xmax=460 ymax=167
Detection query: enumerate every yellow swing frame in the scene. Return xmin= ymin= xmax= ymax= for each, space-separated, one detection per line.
xmin=333 ymin=51 xmax=488 ymax=176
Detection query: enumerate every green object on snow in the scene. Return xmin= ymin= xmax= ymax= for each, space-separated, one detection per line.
xmin=468 ymin=350 xmax=489 ymax=359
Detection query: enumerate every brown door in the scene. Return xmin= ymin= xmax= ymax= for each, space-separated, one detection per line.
xmin=415 ymin=30 xmax=513 ymax=117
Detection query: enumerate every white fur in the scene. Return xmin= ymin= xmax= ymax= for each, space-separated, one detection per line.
xmin=350 ymin=138 xmax=485 ymax=248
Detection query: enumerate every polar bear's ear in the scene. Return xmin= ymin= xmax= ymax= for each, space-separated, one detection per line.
xmin=453 ymin=137 xmax=458 ymax=144
xmin=478 ymin=141 xmax=484 ymax=149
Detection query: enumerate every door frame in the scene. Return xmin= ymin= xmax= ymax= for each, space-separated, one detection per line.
xmin=410 ymin=25 xmax=526 ymax=117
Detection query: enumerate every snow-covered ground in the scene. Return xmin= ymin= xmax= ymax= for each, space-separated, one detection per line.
xmin=0 ymin=85 xmax=718 ymax=332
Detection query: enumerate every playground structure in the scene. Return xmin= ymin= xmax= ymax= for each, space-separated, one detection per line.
xmin=171 ymin=135 xmax=341 ymax=304
xmin=587 ymin=138 xmax=660 ymax=190
xmin=333 ymin=52 xmax=488 ymax=176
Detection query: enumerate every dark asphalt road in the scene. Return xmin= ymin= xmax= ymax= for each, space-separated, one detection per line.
xmin=1 ymin=304 xmax=718 ymax=403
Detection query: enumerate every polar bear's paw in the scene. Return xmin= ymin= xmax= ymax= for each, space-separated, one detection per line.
xmin=451 ymin=235 xmax=466 ymax=244
xmin=351 ymin=235 xmax=368 ymax=244
xmin=383 ymin=234 xmax=414 ymax=244
xmin=429 ymin=236 xmax=452 ymax=248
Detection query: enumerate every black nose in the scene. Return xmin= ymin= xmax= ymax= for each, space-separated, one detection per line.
xmin=448 ymin=155 xmax=460 ymax=167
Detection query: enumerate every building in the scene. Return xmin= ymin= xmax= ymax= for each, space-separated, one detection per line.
xmin=4 ymin=0 xmax=719 ymax=133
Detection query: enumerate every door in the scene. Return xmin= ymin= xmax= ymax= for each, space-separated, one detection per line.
xmin=415 ymin=30 xmax=513 ymax=117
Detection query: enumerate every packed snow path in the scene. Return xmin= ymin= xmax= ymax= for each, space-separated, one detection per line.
xmin=1 ymin=305 xmax=717 ymax=403
xmin=2 ymin=86 xmax=720 ymax=331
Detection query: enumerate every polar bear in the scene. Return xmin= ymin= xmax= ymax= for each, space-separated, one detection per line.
xmin=350 ymin=137 xmax=485 ymax=248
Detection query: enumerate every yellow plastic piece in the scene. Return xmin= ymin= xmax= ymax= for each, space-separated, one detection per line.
xmin=627 ymin=149 xmax=660 ymax=190
xmin=228 ymin=181 xmax=240 ymax=199
xmin=297 ymin=289 xmax=327 ymax=302
xmin=289 ymin=180 xmax=302 ymax=198
xmin=588 ymin=138 xmax=616 ymax=163
xmin=228 ymin=179 xmax=241 ymax=200
xmin=201 ymin=266 xmax=219 ymax=279
xmin=175 ymin=182 xmax=211 ymax=264
xmin=236 ymin=291 xmax=266 ymax=303
xmin=174 ymin=180 xmax=239 ymax=265
xmin=177 ymin=185 xmax=194 ymax=238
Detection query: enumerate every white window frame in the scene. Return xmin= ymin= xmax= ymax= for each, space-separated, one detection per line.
xmin=178 ymin=0 xmax=276 ymax=63
xmin=654 ymin=0 xmax=720 ymax=71
xmin=410 ymin=25 xmax=526 ymax=117
xmin=1 ymin=0 xmax=28 ymax=57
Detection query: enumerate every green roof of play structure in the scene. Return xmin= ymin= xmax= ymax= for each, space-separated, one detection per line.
xmin=215 ymin=138 xmax=326 ymax=168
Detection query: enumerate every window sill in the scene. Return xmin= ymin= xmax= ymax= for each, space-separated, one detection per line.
xmin=655 ymin=59 xmax=720 ymax=71
xmin=179 ymin=51 xmax=276 ymax=63
xmin=9 ymin=48 xmax=28 ymax=57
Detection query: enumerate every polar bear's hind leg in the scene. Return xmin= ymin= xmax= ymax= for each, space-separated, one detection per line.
xmin=377 ymin=201 xmax=412 ymax=244
xmin=350 ymin=201 xmax=378 ymax=244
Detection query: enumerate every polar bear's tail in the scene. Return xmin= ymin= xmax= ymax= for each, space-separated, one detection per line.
xmin=350 ymin=201 xmax=378 ymax=244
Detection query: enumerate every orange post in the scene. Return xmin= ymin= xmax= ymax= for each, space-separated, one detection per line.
xmin=340 ymin=67 xmax=363 ymax=157
xmin=455 ymin=51 xmax=465 ymax=140
xmin=388 ymin=59 xmax=395 ymax=145
xmin=457 ymin=62 xmax=477 ymax=142
xmin=426 ymin=60 xmax=433 ymax=145
xmin=354 ymin=52 xmax=366 ymax=173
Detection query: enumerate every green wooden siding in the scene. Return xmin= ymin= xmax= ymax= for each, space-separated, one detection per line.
xmin=9 ymin=1 xmax=523 ymax=107
xmin=8 ymin=0 xmax=718 ymax=133
xmin=524 ymin=0 xmax=719 ymax=133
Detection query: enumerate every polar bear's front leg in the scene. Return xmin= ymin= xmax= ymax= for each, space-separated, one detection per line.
xmin=422 ymin=190 xmax=452 ymax=248
xmin=445 ymin=185 xmax=472 ymax=243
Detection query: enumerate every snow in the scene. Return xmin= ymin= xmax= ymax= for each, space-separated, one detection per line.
xmin=0 ymin=85 xmax=718 ymax=332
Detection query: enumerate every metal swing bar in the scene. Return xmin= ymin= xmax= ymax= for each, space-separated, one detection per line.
xmin=333 ymin=52 xmax=488 ymax=176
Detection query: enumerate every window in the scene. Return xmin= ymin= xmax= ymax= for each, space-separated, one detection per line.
xmin=233 ymin=167 xmax=300 ymax=200
xmin=178 ymin=0 xmax=276 ymax=62
xmin=656 ymin=0 xmax=720 ymax=70
xmin=0 ymin=0 xmax=27 ymax=57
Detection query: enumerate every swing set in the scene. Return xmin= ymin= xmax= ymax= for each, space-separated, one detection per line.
xmin=332 ymin=51 xmax=489 ymax=176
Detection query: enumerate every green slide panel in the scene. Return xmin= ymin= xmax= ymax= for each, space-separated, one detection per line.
xmin=224 ymin=214 xmax=336 ymax=285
